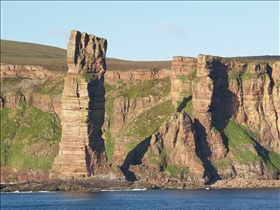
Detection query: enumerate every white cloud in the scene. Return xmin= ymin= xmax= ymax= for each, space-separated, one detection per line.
xmin=156 ymin=22 xmax=188 ymax=37
xmin=49 ymin=27 xmax=67 ymax=37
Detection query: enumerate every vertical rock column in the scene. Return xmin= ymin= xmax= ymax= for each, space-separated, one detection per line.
xmin=50 ymin=30 xmax=108 ymax=180
xmin=192 ymin=55 xmax=227 ymax=162
xmin=170 ymin=56 xmax=197 ymax=107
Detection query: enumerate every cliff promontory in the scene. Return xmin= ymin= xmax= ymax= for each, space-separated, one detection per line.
xmin=1 ymin=37 xmax=279 ymax=188
xmin=100 ymin=55 xmax=280 ymax=187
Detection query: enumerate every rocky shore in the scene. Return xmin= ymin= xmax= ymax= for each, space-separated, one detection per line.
xmin=0 ymin=179 xmax=153 ymax=193
xmin=1 ymin=178 xmax=279 ymax=193
xmin=210 ymin=178 xmax=280 ymax=189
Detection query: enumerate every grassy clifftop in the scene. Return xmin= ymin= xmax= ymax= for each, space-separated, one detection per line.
xmin=1 ymin=40 xmax=171 ymax=71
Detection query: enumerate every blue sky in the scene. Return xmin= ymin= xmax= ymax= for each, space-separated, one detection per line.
xmin=1 ymin=1 xmax=279 ymax=61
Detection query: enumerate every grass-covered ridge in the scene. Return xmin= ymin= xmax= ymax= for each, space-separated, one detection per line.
xmin=0 ymin=103 xmax=61 ymax=170
xmin=1 ymin=39 xmax=67 ymax=71
xmin=227 ymin=55 xmax=280 ymax=63
xmin=1 ymin=39 xmax=171 ymax=71
xmin=1 ymin=40 xmax=278 ymax=73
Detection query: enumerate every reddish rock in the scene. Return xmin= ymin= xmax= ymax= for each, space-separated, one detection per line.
xmin=49 ymin=30 xmax=108 ymax=180
xmin=104 ymin=69 xmax=171 ymax=85
xmin=0 ymin=166 xmax=49 ymax=184
xmin=0 ymin=64 xmax=63 ymax=80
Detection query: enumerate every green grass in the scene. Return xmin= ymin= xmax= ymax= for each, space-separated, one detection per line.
xmin=1 ymin=77 xmax=26 ymax=87
xmin=241 ymin=71 xmax=256 ymax=81
xmin=122 ymin=100 xmax=174 ymax=140
xmin=228 ymin=68 xmax=239 ymax=81
xmin=224 ymin=121 xmax=255 ymax=149
xmin=104 ymin=82 xmax=116 ymax=93
xmin=34 ymin=78 xmax=64 ymax=95
xmin=188 ymin=70 xmax=199 ymax=81
xmin=0 ymin=105 xmax=61 ymax=170
xmin=177 ymin=70 xmax=199 ymax=83
xmin=164 ymin=164 xmax=189 ymax=179
xmin=241 ymin=125 xmax=259 ymax=138
xmin=82 ymin=72 xmax=98 ymax=83
xmin=194 ymin=155 xmax=203 ymax=165
xmin=216 ymin=121 xmax=280 ymax=174
xmin=224 ymin=121 xmax=261 ymax=165
xmin=212 ymin=158 xmax=231 ymax=170
xmin=182 ymin=98 xmax=193 ymax=116
xmin=103 ymin=77 xmax=173 ymax=158
xmin=147 ymin=146 xmax=167 ymax=169
xmin=104 ymin=131 xmax=115 ymax=164
xmin=266 ymin=152 xmax=280 ymax=173
xmin=177 ymin=74 xmax=187 ymax=81
xmin=236 ymin=150 xmax=261 ymax=165
xmin=118 ymin=77 xmax=171 ymax=99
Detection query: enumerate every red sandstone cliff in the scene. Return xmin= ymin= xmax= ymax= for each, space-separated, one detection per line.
xmin=1 ymin=42 xmax=279 ymax=186
xmin=49 ymin=30 xmax=108 ymax=180
xmin=102 ymin=55 xmax=280 ymax=185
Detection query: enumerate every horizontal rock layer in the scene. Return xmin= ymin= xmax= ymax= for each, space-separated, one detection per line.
xmin=49 ymin=30 xmax=108 ymax=180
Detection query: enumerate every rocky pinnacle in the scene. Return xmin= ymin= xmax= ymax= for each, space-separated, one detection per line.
xmin=49 ymin=30 xmax=108 ymax=180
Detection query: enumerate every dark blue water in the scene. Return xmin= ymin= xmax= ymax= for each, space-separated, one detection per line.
xmin=1 ymin=189 xmax=279 ymax=209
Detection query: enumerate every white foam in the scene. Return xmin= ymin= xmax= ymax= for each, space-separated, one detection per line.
xmin=100 ymin=188 xmax=147 ymax=192
xmin=1 ymin=190 xmax=56 ymax=194
xmin=131 ymin=188 xmax=147 ymax=191
xmin=38 ymin=191 xmax=56 ymax=193
xmin=9 ymin=191 xmax=33 ymax=193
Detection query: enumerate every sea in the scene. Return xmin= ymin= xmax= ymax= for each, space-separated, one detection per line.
xmin=1 ymin=188 xmax=279 ymax=210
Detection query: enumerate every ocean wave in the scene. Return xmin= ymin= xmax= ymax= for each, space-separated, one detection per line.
xmin=100 ymin=188 xmax=146 ymax=192
xmin=1 ymin=190 xmax=56 ymax=194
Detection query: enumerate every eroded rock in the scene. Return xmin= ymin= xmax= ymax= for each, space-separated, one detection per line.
xmin=49 ymin=30 xmax=108 ymax=180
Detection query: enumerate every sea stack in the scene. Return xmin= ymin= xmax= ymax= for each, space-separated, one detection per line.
xmin=49 ymin=30 xmax=108 ymax=180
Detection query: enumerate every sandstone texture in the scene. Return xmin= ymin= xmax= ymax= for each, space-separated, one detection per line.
xmin=0 ymin=64 xmax=63 ymax=80
xmin=0 ymin=166 xmax=49 ymax=184
xmin=210 ymin=177 xmax=280 ymax=189
xmin=104 ymin=69 xmax=171 ymax=85
xmin=1 ymin=37 xmax=280 ymax=189
xmin=49 ymin=30 xmax=108 ymax=180
xmin=102 ymin=55 xmax=280 ymax=185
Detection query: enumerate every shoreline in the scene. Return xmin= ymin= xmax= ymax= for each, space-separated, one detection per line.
xmin=1 ymin=178 xmax=279 ymax=193
xmin=210 ymin=178 xmax=280 ymax=189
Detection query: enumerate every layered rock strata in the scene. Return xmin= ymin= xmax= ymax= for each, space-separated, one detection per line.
xmin=49 ymin=30 xmax=108 ymax=180
xmin=0 ymin=64 xmax=63 ymax=80
xmin=104 ymin=69 xmax=171 ymax=85
xmin=170 ymin=56 xmax=197 ymax=107
xmin=100 ymin=55 xmax=280 ymax=184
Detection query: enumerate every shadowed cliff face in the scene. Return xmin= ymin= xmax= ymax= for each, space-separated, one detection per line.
xmin=103 ymin=55 xmax=280 ymax=184
xmin=49 ymin=30 xmax=108 ymax=180
xmin=1 ymin=47 xmax=280 ymax=186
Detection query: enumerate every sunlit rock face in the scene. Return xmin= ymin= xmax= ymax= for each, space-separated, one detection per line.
xmin=49 ymin=30 xmax=108 ymax=180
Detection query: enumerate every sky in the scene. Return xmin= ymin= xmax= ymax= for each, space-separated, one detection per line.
xmin=1 ymin=1 xmax=279 ymax=61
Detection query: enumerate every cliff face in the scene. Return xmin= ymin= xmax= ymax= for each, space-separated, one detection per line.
xmin=190 ymin=55 xmax=280 ymax=154
xmin=49 ymin=30 xmax=108 ymax=180
xmin=169 ymin=55 xmax=280 ymax=181
xmin=0 ymin=64 xmax=62 ymax=79
xmin=102 ymin=55 xmax=280 ymax=185
xmin=1 ymin=38 xmax=280 ymax=185
xmin=104 ymin=69 xmax=171 ymax=85
xmin=0 ymin=64 xmax=64 ymax=116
